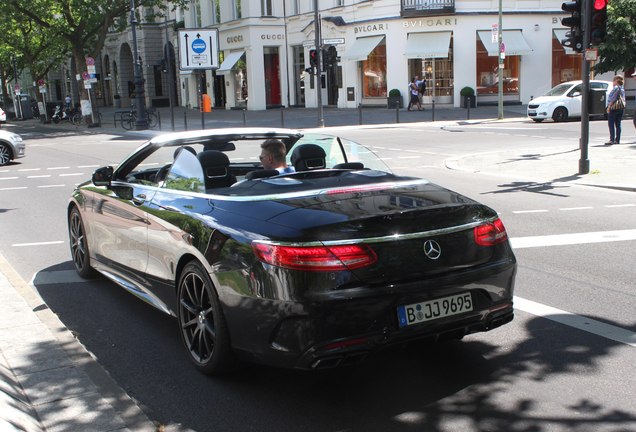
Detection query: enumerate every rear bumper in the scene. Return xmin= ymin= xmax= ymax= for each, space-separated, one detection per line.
xmin=223 ymin=259 xmax=516 ymax=370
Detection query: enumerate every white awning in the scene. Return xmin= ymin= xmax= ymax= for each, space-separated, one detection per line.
xmin=404 ymin=32 xmax=452 ymax=59
xmin=477 ymin=30 xmax=532 ymax=56
xmin=217 ymin=51 xmax=245 ymax=72
xmin=342 ymin=36 xmax=384 ymax=61
xmin=553 ymin=29 xmax=576 ymax=55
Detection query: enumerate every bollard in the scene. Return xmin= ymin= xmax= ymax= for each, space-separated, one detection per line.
xmin=432 ymin=100 xmax=435 ymax=122
xmin=157 ymin=111 xmax=162 ymax=130
xmin=184 ymin=110 xmax=188 ymax=131
xmin=467 ymin=100 xmax=471 ymax=120
xmin=280 ymin=108 xmax=284 ymax=128
xmin=358 ymin=104 xmax=362 ymax=125
xmin=396 ymin=105 xmax=400 ymax=123
xmin=201 ymin=109 xmax=205 ymax=130
xmin=243 ymin=109 xmax=246 ymax=126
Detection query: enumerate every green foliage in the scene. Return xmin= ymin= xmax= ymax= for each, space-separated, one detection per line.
xmin=594 ymin=0 xmax=636 ymax=74
xmin=460 ymin=86 xmax=475 ymax=97
xmin=388 ymin=89 xmax=401 ymax=97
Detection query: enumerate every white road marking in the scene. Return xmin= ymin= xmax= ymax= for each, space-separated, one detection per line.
xmin=59 ymin=173 xmax=85 ymax=177
xmin=0 ymin=187 xmax=28 ymax=191
xmin=0 ymin=177 xmax=19 ymax=180
xmin=37 ymin=184 xmax=66 ymax=188
xmin=514 ymin=296 xmax=636 ymax=347
xmin=47 ymin=167 xmax=70 ymax=170
xmin=510 ymin=229 xmax=636 ymax=249
xmin=27 ymin=175 xmax=51 ymax=178
xmin=512 ymin=209 xmax=549 ymax=214
xmin=77 ymin=165 xmax=100 ymax=168
xmin=12 ymin=241 xmax=64 ymax=247
xmin=559 ymin=206 xmax=594 ymax=211
xmin=398 ymin=156 xmax=421 ymax=159
xmin=18 ymin=168 xmax=41 ymax=172
xmin=605 ymin=204 xmax=636 ymax=208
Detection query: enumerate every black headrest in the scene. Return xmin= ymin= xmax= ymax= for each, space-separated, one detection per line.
xmin=290 ymin=144 xmax=326 ymax=171
xmin=197 ymin=150 xmax=230 ymax=178
xmin=174 ymin=146 xmax=197 ymax=159
xmin=333 ymin=162 xmax=364 ymax=170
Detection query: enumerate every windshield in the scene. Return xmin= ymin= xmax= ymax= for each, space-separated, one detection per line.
xmin=544 ymin=83 xmax=574 ymax=97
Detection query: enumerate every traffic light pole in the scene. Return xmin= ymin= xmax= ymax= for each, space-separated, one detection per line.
xmin=579 ymin=0 xmax=591 ymax=175
xmin=313 ymin=0 xmax=324 ymax=127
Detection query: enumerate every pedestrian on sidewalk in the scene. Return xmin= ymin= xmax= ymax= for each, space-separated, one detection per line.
xmin=605 ymin=75 xmax=625 ymax=145
xmin=407 ymin=77 xmax=422 ymax=111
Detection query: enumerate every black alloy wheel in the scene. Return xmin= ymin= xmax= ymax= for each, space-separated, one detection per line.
xmin=68 ymin=207 xmax=96 ymax=278
xmin=552 ymin=107 xmax=568 ymax=122
xmin=178 ymin=261 xmax=234 ymax=374
xmin=0 ymin=144 xmax=11 ymax=166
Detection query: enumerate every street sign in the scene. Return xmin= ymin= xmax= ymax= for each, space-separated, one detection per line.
xmin=14 ymin=84 xmax=21 ymax=95
xmin=39 ymin=86 xmax=47 ymax=93
xmin=85 ymin=56 xmax=95 ymax=66
xmin=491 ymin=24 xmax=498 ymax=43
xmin=323 ymin=38 xmax=345 ymax=45
xmin=178 ymin=29 xmax=219 ymax=70
xmin=82 ymin=71 xmax=90 ymax=81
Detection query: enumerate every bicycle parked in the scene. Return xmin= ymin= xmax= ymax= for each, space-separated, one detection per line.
xmin=121 ymin=106 xmax=158 ymax=130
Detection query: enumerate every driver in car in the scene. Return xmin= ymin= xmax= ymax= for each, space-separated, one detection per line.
xmin=259 ymin=139 xmax=295 ymax=174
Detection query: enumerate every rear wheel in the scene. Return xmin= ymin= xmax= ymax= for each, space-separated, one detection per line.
xmin=68 ymin=207 xmax=96 ymax=278
xmin=121 ymin=113 xmax=134 ymax=130
xmin=552 ymin=107 xmax=568 ymax=122
xmin=148 ymin=112 xmax=158 ymax=129
xmin=0 ymin=143 xmax=11 ymax=166
xmin=177 ymin=261 xmax=235 ymax=375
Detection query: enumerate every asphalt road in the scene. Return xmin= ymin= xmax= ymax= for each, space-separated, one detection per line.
xmin=1 ymin=119 xmax=635 ymax=431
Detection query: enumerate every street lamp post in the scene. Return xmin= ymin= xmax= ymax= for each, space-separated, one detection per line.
xmin=130 ymin=0 xmax=148 ymax=130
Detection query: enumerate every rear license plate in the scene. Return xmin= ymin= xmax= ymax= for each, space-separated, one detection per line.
xmin=397 ymin=293 xmax=473 ymax=328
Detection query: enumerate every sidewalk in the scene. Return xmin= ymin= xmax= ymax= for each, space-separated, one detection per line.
xmin=2 ymin=103 xmax=635 ymax=431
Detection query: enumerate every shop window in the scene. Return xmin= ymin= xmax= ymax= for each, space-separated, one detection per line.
xmin=191 ymin=0 xmax=202 ymax=27
xmin=361 ymin=40 xmax=387 ymax=98
xmin=408 ymin=36 xmax=454 ymax=100
xmin=476 ymin=38 xmax=519 ymax=95
xmin=232 ymin=55 xmax=248 ymax=106
xmin=551 ymin=37 xmax=582 ymax=87
xmin=234 ymin=0 xmax=242 ymax=19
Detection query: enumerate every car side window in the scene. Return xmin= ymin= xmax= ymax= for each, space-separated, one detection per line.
xmin=163 ymin=150 xmax=205 ymax=193
xmin=568 ymin=84 xmax=582 ymax=96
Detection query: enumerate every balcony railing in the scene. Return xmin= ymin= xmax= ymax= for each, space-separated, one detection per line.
xmin=401 ymin=0 xmax=455 ymax=17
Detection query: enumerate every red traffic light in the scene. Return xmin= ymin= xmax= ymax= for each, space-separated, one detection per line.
xmin=593 ymin=0 xmax=608 ymax=10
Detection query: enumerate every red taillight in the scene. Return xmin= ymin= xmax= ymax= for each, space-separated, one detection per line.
xmin=474 ymin=218 xmax=508 ymax=246
xmin=252 ymin=242 xmax=377 ymax=271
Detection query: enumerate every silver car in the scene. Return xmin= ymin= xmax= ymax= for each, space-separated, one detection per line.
xmin=0 ymin=130 xmax=25 ymax=166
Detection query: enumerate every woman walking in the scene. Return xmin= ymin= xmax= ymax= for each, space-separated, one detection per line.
xmin=605 ymin=75 xmax=625 ymax=145
xmin=407 ymin=77 xmax=421 ymax=111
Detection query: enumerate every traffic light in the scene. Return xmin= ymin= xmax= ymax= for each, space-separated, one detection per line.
xmin=589 ymin=0 xmax=608 ymax=46
xmin=309 ymin=49 xmax=317 ymax=68
xmin=561 ymin=0 xmax=584 ymax=52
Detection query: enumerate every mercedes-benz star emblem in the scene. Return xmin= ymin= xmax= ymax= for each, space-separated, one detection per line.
xmin=423 ymin=240 xmax=442 ymax=260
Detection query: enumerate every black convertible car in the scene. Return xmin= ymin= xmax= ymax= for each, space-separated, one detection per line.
xmin=68 ymin=128 xmax=516 ymax=374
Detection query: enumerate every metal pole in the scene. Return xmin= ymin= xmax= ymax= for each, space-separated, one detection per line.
xmin=396 ymin=105 xmax=399 ymax=123
xmin=200 ymin=71 xmax=205 ymax=130
xmin=184 ymin=109 xmax=188 ymax=130
xmin=13 ymin=56 xmax=22 ymax=120
xmin=282 ymin=0 xmax=291 ymax=108
xmin=498 ymin=0 xmax=504 ymax=120
xmin=130 ymin=0 xmax=148 ymax=130
xmin=164 ymin=14 xmax=175 ymax=131
xmin=579 ymin=0 xmax=591 ymax=174
xmin=313 ymin=1 xmax=324 ymax=127
xmin=280 ymin=108 xmax=285 ymax=127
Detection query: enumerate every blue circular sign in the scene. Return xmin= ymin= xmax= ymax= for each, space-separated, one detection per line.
xmin=191 ymin=39 xmax=206 ymax=54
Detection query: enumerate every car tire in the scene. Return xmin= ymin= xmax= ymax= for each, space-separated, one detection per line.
xmin=552 ymin=107 xmax=568 ymax=122
xmin=68 ymin=207 xmax=96 ymax=278
xmin=532 ymin=119 xmax=544 ymax=123
xmin=0 ymin=143 xmax=11 ymax=166
xmin=177 ymin=260 xmax=235 ymax=375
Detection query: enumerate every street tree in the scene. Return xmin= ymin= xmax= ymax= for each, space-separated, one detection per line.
xmin=5 ymin=0 xmax=187 ymax=120
xmin=594 ymin=0 xmax=636 ymax=74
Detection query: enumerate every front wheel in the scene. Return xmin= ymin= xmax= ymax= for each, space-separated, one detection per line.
xmin=0 ymin=144 xmax=11 ymax=166
xmin=552 ymin=107 xmax=568 ymax=122
xmin=177 ymin=261 xmax=235 ymax=375
xmin=68 ymin=207 xmax=96 ymax=278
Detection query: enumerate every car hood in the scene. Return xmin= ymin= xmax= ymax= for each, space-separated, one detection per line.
xmin=529 ymin=95 xmax=570 ymax=105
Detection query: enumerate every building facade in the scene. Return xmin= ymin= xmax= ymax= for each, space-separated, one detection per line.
xmin=50 ymin=0 xmax=621 ymax=112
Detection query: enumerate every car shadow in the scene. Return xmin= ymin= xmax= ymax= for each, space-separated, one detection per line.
xmin=30 ymin=261 xmax=636 ymax=432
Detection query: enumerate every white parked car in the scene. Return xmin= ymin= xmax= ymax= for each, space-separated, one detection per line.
xmin=527 ymin=80 xmax=612 ymax=122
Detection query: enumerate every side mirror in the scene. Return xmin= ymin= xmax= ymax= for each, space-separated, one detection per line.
xmin=570 ymin=91 xmax=581 ymax=98
xmin=92 ymin=166 xmax=114 ymax=186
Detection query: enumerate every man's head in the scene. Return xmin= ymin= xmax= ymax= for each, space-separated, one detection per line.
xmin=260 ymin=139 xmax=288 ymax=170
